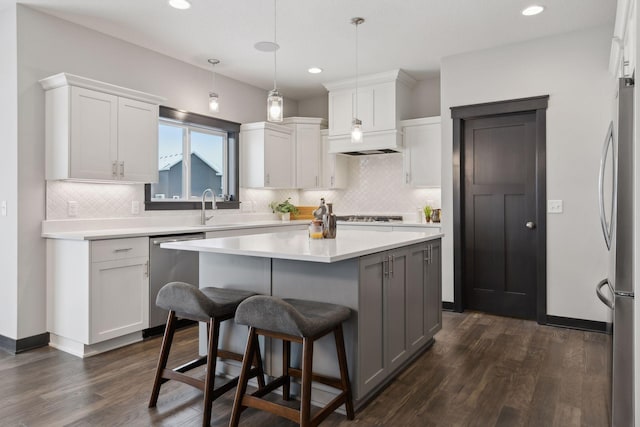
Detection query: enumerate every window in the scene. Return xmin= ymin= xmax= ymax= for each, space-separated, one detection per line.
xmin=145 ymin=107 xmax=240 ymax=210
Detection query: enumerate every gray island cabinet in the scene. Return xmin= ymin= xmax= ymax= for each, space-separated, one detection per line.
xmin=162 ymin=230 xmax=442 ymax=409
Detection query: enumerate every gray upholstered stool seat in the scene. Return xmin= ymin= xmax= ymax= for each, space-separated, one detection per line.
xmin=235 ymin=295 xmax=351 ymax=338
xmin=230 ymin=295 xmax=354 ymax=427
xmin=149 ymin=282 xmax=265 ymax=427
xmin=156 ymin=281 xmax=257 ymax=322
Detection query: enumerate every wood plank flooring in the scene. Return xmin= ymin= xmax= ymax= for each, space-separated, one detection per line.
xmin=0 ymin=311 xmax=611 ymax=426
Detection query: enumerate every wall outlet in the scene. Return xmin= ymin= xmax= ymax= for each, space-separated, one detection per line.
xmin=547 ymin=199 xmax=563 ymax=213
xmin=131 ymin=200 xmax=140 ymax=215
xmin=68 ymin=201 xmax=78 ymax=217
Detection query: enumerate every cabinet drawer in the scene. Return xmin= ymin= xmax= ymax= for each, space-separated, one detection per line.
xmin=91 ymin=237 xmax=148 ymax=262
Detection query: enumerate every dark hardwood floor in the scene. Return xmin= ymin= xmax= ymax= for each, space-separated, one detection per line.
xmin=0 ymin=311 xmax=611 ymax=426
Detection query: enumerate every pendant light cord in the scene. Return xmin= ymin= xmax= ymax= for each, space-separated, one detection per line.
xmin=273 ymin=0 xmax=277 ymax=91
xmin=355 ymin=20 xmax=359 ymax=119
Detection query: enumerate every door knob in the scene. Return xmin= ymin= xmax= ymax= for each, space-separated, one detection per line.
xmin=526 ymin=221 xmax=536 ymax=229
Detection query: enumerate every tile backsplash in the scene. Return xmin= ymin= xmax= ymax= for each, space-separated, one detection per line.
xmin=46 ymin=154 xmax=440 ymax=220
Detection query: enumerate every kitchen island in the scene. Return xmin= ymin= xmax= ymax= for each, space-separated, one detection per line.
xmin=162 ymin=229 xmax=443 ymax=409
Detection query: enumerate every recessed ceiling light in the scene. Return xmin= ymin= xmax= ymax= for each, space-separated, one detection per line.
xmin=522 ymin=5 xmax=544 ymax=16
xmin=308 ymin=67 xmax=323 ymax=74
xmin=169 ymin=0 xmax=191 ymax=10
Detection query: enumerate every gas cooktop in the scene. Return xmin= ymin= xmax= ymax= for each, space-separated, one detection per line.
xmin=335 ymin=215 xmax=403 ymax=223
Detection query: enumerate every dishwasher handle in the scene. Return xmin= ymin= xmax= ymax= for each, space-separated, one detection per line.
xmin=152 ymin=235 xmax=204 ymax=246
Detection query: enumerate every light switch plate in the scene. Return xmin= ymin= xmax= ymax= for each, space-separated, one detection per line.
xmin=131 ymin=201 xmax=140 ymax=215
xmin=547 ymin=200 xmax=563 ymax=213
xmin=68 ymin=201 xmax=78 ymax=217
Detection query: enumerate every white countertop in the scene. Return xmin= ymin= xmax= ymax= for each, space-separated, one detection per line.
xmin=41 ymin=220 xmax=311 ymax=240
xmin=161 ymin=229 xmax=443 ymax=263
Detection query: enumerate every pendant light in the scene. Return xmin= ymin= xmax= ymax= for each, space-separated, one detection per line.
xmin=351 ymin=17 xmax=364 ymax=143
xmin=267 ymin=0 xmax=283 ymax=122
xmin=208 ymin=58 xmax=220 ymax=113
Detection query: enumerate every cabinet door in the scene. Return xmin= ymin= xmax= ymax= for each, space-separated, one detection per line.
xmin=329 ymin=90 xmax=354 ymax=136
xmin=370 ymin=82 xmax=395 ymax=131
xmin=295 ymin=124 xmax=322 ymax=189
xmin=358 ymin=252 xmax=387 ymax=397
xmin=264 ymin=129 xmax=293 ymax=188
xmin=90 ymin=256 xmax=149 ymax=344
xmin=406 ymin=244 xmax=427 ymax=354
xmin=403 ymin=120 xmax=441 ymax=187
xmin=425 ymin=241 xmax=442 ymax=339
xmin=321 ymin=133 xmax=349 ymax=189
xmin=70 ymin=87 xmax=118 ymax=180
xmin=386 ymin=248 xmax=408 ymax=371
xmin=354 ymin=87 xmax=375 ymax=132
xmin=117 ymin=98 xmax=159 ymax=183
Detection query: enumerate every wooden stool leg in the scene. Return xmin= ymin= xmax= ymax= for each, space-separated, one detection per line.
xmin=300 ymin=337 xmax=314 ymax=427
xmin=148 ymin=311 xmax=177 ymax=408
xmin=282 ymin=340 xmax=291 ymax=401
xmin=229 ymin=327 xmax=257 ymax=427
xmin=252 ymin=332 xmax=266 ymax=390
xmin=202 ymin=318 xmax=220 ymax=427
xmin=334 ymin=324 xmax=354 ymax=420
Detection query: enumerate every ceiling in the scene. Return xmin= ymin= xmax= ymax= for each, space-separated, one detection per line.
xmin=4 ymin=0 xmax=616 ymax=100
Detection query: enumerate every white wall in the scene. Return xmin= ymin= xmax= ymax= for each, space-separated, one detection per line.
xmin=440 ymin=26 xmax=615 ymax=321
xmin=12 ymin=5 xmax=298 ymax=340
xmin=410 ymin=77 xmax=441 ymax=119
xmin=297 ymin=94 xmax=328 ymax=120
xmin=0 ymin=4 xmax=18 ymax=340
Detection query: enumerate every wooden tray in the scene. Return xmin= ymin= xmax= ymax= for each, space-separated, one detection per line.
xmin=291 ymin=206 xmax=316 ymax=220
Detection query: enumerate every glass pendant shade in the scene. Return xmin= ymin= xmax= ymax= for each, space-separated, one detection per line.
xmin=209 ymin=92 xmax=219 ymax=112
xmin=267 ymin=89 xmax=283 ymax=122
xmin=351 ymin=118 xmax=363 ymax=143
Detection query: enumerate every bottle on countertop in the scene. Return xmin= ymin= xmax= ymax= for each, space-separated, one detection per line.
xmin=313 ymin=198 xmax=327 ymax=220
xmin=323 ymin=203 xmax=337 ymax=239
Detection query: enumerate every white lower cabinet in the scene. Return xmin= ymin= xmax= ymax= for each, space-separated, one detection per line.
xmin=47 ymin=237 xmax=149 ymax=357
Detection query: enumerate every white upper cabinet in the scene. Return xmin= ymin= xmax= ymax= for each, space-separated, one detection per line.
xmin=610 ymin=0 xmax=636 ymax=78
xmin=240 ymin=121 xmax=294 ymax=188
xmin=400 ymin=117 xmax=441 ymax=188
xmin=321 ymin=130 xmax=349 ymax=189
xmin=283 ymin=117 xmax=327 ymax=189
xmin=40 ymin=73 xmax=165 ymax=183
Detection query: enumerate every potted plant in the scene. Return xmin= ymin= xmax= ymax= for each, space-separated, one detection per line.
xmin=269 ymin=198 xmax=299 ymax=221
xmin=423 ymin=205 xmax=433 ymax=223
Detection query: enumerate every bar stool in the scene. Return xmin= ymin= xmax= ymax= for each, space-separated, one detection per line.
xmin=230 ymin=295 xmax=354 ymax=427
xmin=148 ymin=282 xmax=265 ymax=427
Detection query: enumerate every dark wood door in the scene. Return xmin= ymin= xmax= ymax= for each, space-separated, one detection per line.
xmin=463 ymin=112 xmax=538 ymax=319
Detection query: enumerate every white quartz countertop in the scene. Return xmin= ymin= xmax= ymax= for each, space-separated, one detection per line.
xmin=41 ymin=220 xmax=311 ymax=240
xmin=161 ymin=229 xmax=443 ymax=263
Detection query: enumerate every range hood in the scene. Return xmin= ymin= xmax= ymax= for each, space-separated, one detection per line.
xmin=323 ymin=69 xmax=416 ymax=156
xmin=328 ymin=129 xmax=403 ymax=156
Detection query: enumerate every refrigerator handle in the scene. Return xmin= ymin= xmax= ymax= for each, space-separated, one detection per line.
xmin=598 ymin=121 xmax=616 ymax=250
xmin=596 ymin=278 xmax=615 ymax=310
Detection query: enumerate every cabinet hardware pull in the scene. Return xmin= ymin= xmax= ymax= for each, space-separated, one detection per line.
xmin=119 ymin=161 xmax=125 ymax=178
xmin=114 ymin=248 xmax=133 ymax=253
xmin=331 ymin=176 xmax=334 ymax=187
xmin=112 ymin=161 xmax=117 ymax=178
xmin=266 ymin=173 xmax=270 ymax=185
xmin=389 ymin=255 xmax=394 ymax=276
xmin=145 ymin=260 xmax=149 ymax=277
xmin=383 ymin=257 xmax=389 ymax=276
xmin=424 ymin=246 xmax=431 ymax=264
xmin=406 ymin=172 xmax=409 ymax=184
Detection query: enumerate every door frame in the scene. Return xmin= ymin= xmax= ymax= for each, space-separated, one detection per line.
xmin=451 ymin=96 xmax=549 ymax=324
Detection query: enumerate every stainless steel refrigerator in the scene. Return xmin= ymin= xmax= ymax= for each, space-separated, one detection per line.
xmin=596 ymin=77 xmax=634 ymax=427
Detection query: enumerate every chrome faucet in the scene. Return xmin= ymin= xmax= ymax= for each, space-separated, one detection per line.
xmin=201 ymin=188 xmax=216 ymax=225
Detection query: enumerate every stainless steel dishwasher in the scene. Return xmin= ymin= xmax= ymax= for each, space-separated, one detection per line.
xmin=146 ymin=233 xmax=205 ymax=336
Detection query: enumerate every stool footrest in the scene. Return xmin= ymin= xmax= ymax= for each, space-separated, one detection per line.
xmin=174 ymin=356 xmax=207 ymax=374
xmin=162 ymin=369 xmax=206 ymax=391
xmin=251 ymin=375 xmax=288 ymax=398
xmin=288 ymin=367 xmax=343 ymax=390
xmin=242 ymin=395 xmax=300 ymax=424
